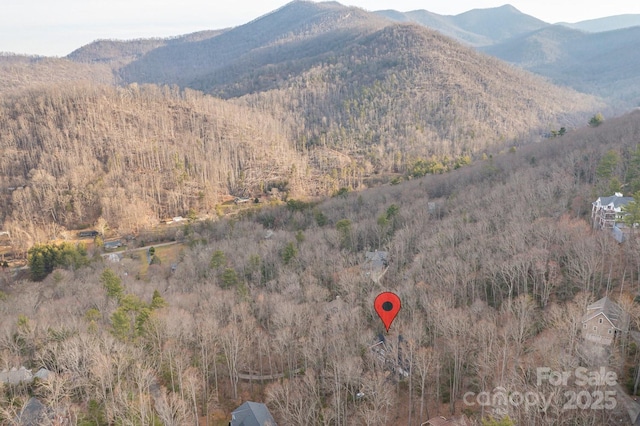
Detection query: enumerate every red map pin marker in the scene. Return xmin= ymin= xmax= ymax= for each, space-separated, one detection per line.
xmin=374 ymin=292 xmax=401 ymax=332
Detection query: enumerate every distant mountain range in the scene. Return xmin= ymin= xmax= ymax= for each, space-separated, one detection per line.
xmin=57 ymin=2 xmax=640 ymax=108
xmin=377 ymin=4 xmax=640 ymax=106
xmin=378 ymin=6 xmax=640 ymax=44
xmin=376 ymin=4 xmax=548 ymax=46
xmin=481 ymin=25 xmax=640 ymax=104
xmin=559 ymin=14 xmax=640 ymax=32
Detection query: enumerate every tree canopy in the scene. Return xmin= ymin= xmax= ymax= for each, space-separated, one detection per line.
xmin=27 ymin=242 xmax=89 ymax=281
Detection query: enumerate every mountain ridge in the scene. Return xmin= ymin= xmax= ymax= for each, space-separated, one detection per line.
xmin=374 ymin=3 xmax=640 ymax=107
xmin=40 ymin=2 xmax=608 ymax=165
xmin=559 ymin=14 xmax=640 ymax=32
xmin=67 ymin=30 xmax=225 ymax=67
xmin=118 ymin=1 xmax=390 ymax=87
xmin=376 ymin=4 xmax=548 ymax=46
xmin=482 ymin=25 xmax=640 ymax=104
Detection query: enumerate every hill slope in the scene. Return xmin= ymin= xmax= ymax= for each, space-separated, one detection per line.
xmin=118 ymin=1 xmax=390 ymax=87
xmin=203 ymin=23 xmax=601 ymax=163
xmin=0 ymin=55 xmax=114 ymax=95
xmin=66 ymin=30 xmax=225 ymax=68
xmin=108 ymin=2 xmax=601 ymax=166
xmin=0 ymin=1 xmax=607 ymax=241
xmin=0 ymin=85 xmax=308 ymax=242
xmin=479 ymin=25 xmax=585 ymax=67
xmin=2 ymin=104 xmax=640 ymax=425
xmin=376 ymin=4 xmax=640 ymax=107
xmin=482 ymin=25 xmax=640 ymax=104
xmin=451 ymin=4 xmax=548 ymax=43
xmin=375 ymin=9 xmax=493 ymax=45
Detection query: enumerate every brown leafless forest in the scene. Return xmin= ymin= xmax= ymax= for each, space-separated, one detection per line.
xmin=2 ymin=109 xmax=640 ymax=425
xmin=0 ymin=4 xmax=636 ymax=423
xmin=0 ymin=84 xmax=311 ymax=249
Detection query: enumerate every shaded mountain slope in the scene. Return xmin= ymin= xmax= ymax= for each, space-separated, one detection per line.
xmin=479 ymin=25 xmax=585 ymax=66
xmin=483 ymin=25 xmax=640 ymax=104
xmin=450 ymin=4 xmax=547 ymax=43
xmin=66 ymin=30 xmax=225 ymax=68
xmin=376 ymin=4 xmax=640 ymax=107
xmin=119 ymin=1 xmax=390 ymax=87
xmin=376 ymin=9 xmax=493 ymax=45
xmin=221 ymin=23 xmax=601 ymax=164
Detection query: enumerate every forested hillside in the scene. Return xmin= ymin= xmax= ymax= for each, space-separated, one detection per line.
xmin=231 ymin=23 xmax=600 ymax=166
xmin=0 ymin=55 xmax=114 ymax=95
xmin=116 ymin=2 xmax=390 ymax=88
xmin=376 ymin=4 xmax=640 ymax=109
xmin=0 ymin=3 xmax=603 ymax=245
xmin=2 ymin=2 xmax=640 ymax=425
xmin=2 ymin=108 xmax=640 ymax=424
xmin=108 ymin=2 xmax=600 ymax=146
xmin=482 ymin=25 xmax=640 ymax=104
xmin=67 ymin=30 xmax=225 ymax=68
xmin=58 ymin=1 xmax=640 ymax=112
xmin=0 ymin=84 xmax=308 ymax=246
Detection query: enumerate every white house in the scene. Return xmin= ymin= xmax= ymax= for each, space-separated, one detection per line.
xmin=592 ymin=193 xmax=634 ymax=230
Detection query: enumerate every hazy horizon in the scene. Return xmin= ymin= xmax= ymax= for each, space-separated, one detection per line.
xmin=2 ymin=0 xmax=640 ymax=57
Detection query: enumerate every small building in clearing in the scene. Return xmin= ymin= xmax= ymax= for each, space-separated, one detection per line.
xmin=104 ymin=240 xmax=123 ymax=250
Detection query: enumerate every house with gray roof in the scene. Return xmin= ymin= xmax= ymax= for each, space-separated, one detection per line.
xmin=581 ymin=296 xmax=629 ymax=345
xmin=104 ymin=240 xmax=123 ymax=250
xmin=230 ymin=401 xmax=276 ymax=426
xmin=592 ymin=193 xmax=634 ymax=230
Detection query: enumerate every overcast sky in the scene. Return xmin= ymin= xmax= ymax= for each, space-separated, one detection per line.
xmin=2 ymin=0 xmax=640 ymax=57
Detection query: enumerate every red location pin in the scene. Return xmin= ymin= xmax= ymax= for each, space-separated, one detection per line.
xmin=374 ymin=292 xmax=401 ymax=332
